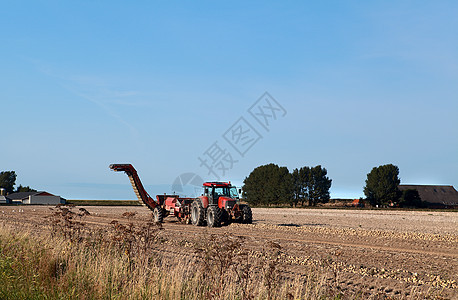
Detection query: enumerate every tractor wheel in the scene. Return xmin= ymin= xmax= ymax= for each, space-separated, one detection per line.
xmin=191 ymin=200 xmax=205 ymax=226
xmin=152 ymin=206 xmax=164 ymax=223
xmin=206 ymin=205 xmax=222 ymax=227
xmin=242 ymin=205 xmax=252 ymax=224
xmin=221 ymin=209 xmax=231 ymax=225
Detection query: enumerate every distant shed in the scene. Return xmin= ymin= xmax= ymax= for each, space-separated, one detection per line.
xmin=4 ymin=192 xmax=32 ymax=204
xmin=0 ymin=195 xmax=11 ymax=204
xmin=6 ymin=191 xmax=65 ymax=205
xmin=398 ymin=185 xmax=458 ymax=209
xmin=0 ymin=188 xmax=9 ymax=203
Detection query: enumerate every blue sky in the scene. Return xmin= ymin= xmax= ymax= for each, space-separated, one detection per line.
xmin=1 ymin=1 xmax=457 ymax=200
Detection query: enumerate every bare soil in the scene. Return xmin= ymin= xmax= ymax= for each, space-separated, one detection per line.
xmin=1 ymin=205 xmax=457 ymax=299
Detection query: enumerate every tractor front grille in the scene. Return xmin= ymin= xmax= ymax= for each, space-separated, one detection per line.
xmin=225 ymin=201 xmax=236 ymax=210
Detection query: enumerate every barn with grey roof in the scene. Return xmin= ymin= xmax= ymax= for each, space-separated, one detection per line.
xmin=398 ymin=185 xmax=458 ymax=208
xmin=5 ymin=191 xmax=65 ymax=205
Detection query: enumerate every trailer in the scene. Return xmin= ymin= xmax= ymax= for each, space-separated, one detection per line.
xmin=109 ymin=164 xmax=252 ymax=227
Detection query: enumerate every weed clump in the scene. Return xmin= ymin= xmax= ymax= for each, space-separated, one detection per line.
xmin=0 ymin=206 xmax=346 ymax=299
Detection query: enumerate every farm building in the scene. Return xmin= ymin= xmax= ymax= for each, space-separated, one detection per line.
xmin=5 ymin=191 xmax=66 ymax=205
xmin=398 ymin=185 xmax=458 ymax=209
xmin=0 ymin=188 xmax=12 ymax=204
xmin=0 ymin=195 xmax=11 ymax=204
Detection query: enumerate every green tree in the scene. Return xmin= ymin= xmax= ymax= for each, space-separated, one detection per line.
xmin=364 ymin=164 xmax=401 ymax=207
xmin=16 ymin=185 xmax=37 ymax=193
xmin=291 ymin=168 xmax=301 ymax=207
xmin=307 ymin=165 xmax=332 ymax=206
xmin=243 ymin=163 xmax=292 ymax=206
xmin=291 ymin=167 xmax=311 ymax=206
xmin=0 ymin=171 xmax=17 ymax=194
xmin=399 ymin=189 xmax=425 ymax=208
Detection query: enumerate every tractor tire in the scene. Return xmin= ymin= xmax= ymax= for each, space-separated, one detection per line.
xmin=152 ymin=206 xmax=164 ymax=223
xmin=221 ymin=209 xmax=231 ymax=225
xmin=206 ymin=205 xmax=222 ymax=227
xmin=242 ymin=205 xmax=252 ymax=224
xmin=191 ymin=200 xmax=205 ymax=226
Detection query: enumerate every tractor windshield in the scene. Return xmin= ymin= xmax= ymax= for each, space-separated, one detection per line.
xmin=214 ymin=187 xmax=230 ymax=197
xmin=229 ymin=187 xmax=239 ymax=199
xmin=213 ymin=186 xmax=239 ymax=200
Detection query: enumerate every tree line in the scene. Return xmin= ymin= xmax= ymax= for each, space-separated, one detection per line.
xmin=242 ymin=163 xmax=332 ymax=207
xmin=243 ymin=163 xmax=427 ymax=208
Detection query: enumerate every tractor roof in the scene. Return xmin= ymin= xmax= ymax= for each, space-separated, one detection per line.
xmin=203 ymin=181 xmax=231 ymax=187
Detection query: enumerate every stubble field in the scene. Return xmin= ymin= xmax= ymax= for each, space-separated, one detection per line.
xmin=1 ymin=205 xmax=457 ymax=299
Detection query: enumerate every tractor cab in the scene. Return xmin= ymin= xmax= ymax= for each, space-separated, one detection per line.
xmin=203 ymin=182 xmax=240 ymax=205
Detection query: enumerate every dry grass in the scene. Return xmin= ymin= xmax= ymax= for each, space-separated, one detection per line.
xmin=1 ymin=205 xmax=453 ymax=299
xmin=0 ymin=205 xmax=332 ymax=300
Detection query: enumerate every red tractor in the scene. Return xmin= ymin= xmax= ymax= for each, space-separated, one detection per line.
xmin=109 ymin=164 xmax=252 ymax=227
xmin=191 ymin=181 xmax=252 ymax=227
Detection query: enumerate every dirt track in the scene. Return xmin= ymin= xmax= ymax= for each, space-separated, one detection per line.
xmin=1 ymin=206 xmax=457 ymax=299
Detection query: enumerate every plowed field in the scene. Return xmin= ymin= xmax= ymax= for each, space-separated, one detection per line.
xmin=1 ymin=206 xmax=456 ymax=299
